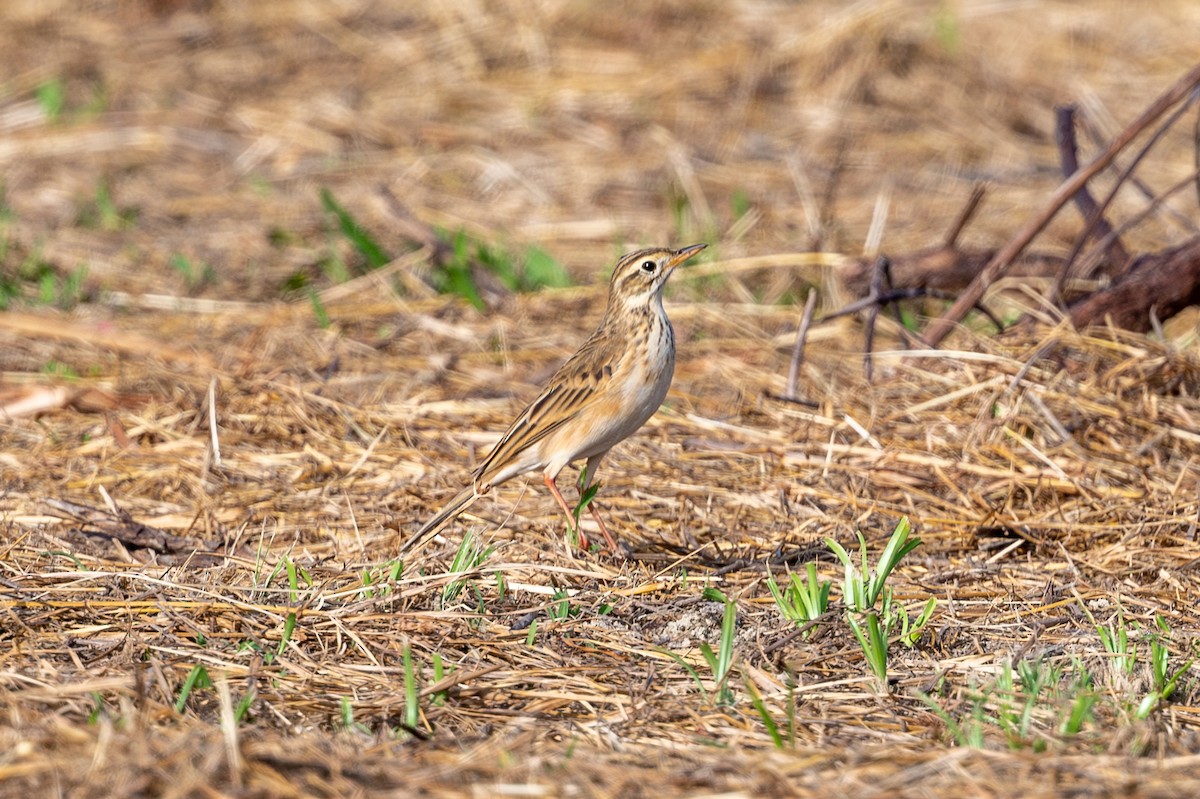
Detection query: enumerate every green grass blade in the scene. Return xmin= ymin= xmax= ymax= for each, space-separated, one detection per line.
xmin=175 ymin=664 xmax=211 ymax=713
xmin=276 ymin=612 xmax=297 ymax=658
xmin=319 ymin=188 xmax=389 ymax=268
xmin=403 ymin=644 xmax=419 ymax=729
xmin=743 ymin=675 xmax=784 ymax=748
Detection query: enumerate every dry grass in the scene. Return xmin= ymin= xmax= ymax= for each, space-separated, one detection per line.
xmin=3 ymin=1 xmax=1200 ymax=796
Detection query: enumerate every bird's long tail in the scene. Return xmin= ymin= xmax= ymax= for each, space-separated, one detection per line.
xmin=400 ymin=485 xmax=479 ymax=555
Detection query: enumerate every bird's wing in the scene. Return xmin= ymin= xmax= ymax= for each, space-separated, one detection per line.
xmin=473 ymin=335 xmax=616 ymax=485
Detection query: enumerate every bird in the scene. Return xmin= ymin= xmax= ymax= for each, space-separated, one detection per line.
xmin=403 ymin=243 xmax=707 ymax=555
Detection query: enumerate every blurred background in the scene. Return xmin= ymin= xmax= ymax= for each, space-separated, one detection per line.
xmin=1 ymin=0 xmax=1196 ymax=309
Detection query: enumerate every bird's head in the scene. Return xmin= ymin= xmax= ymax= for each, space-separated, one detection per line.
xmin=606 ymin=243 xmax=707 ymax=315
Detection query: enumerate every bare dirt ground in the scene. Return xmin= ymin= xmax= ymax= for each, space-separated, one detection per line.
xmin=3 ymin=1 xmax=1200 ymax=797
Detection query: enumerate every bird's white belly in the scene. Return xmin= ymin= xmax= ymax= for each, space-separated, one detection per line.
xmin=575 ymin=351 xmax=673 ymax=461
xmin=528 ymin=315 xmax=676 ymax=477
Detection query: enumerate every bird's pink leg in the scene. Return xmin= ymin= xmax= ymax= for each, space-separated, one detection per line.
xmin=580 ymin=453 xmax=618 ymax=551
xmin=544 ymin=470 xmax=619 ymax=553
xmin=586 ymin=503 xmax=619 ymax=553
xmin=543 ymin=473 xmax=591 ymax=550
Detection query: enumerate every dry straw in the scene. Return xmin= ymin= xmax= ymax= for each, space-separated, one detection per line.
xmin=3 ymin=1 xmax=1200 ymax=796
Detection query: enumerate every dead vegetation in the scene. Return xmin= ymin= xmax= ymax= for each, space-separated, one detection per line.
xmin=3 ymin=1 xmax=1200 ymax=797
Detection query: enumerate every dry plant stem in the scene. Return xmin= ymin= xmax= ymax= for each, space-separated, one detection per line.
xmin=943 ymin=184 xmax=987 ymax=249
xmin=1052 ymin=87 xmax=1200 ymax=303
xmin=836 ymin=183 xmax=1053 ymax=308
xmin=925 ymin=61 xmax=1200 ymax=346
xmin=0 ymin=311 xmax=213 ymax=367
xmin=863 ymin=256 xmax=888 ymax=383
xmin=215 ymin=676 xmax=243 ymax=789
xmin=784 ymin=289 xmax=819 ymax=400
xmin=825 ymin=254 xmax=1009 ymax=385
xmin=1081 ymin=112 xmax=1200 ymax=236
xmin=1070 ymin=164 xmax=1200 ymax=284
xmin=207 ymin=376 xmax=221 ymax=468
xmin=763 ymin=613 xmax=832 ymax=657
xmin=786 ymin=153 xmax=823 ymax=247
xmin=1054 ymin=105 xmax=1129 ymax=268
xmin=822 ymin=287 xmax=997 ymax=329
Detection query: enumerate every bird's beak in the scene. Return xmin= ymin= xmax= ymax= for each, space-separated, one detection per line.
xmin=665 ymin=243 xmax=707 ymax=273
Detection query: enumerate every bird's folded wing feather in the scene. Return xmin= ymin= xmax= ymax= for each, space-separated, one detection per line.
xmin=473 ymin=340 xmax=615 ymax=484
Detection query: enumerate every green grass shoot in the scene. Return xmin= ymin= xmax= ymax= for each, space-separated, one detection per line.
xmin=320 ymin=188 xmax=390 ymax=269
xmin=175 ymin=664 xmax=212 ymax=713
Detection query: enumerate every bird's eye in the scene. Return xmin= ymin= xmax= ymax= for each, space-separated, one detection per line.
xmin=640 ymin=260 xmax=656 ymax=273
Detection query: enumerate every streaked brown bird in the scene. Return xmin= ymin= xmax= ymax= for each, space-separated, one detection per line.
xmin=403 ymin=243 xmax=707 ymax=555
